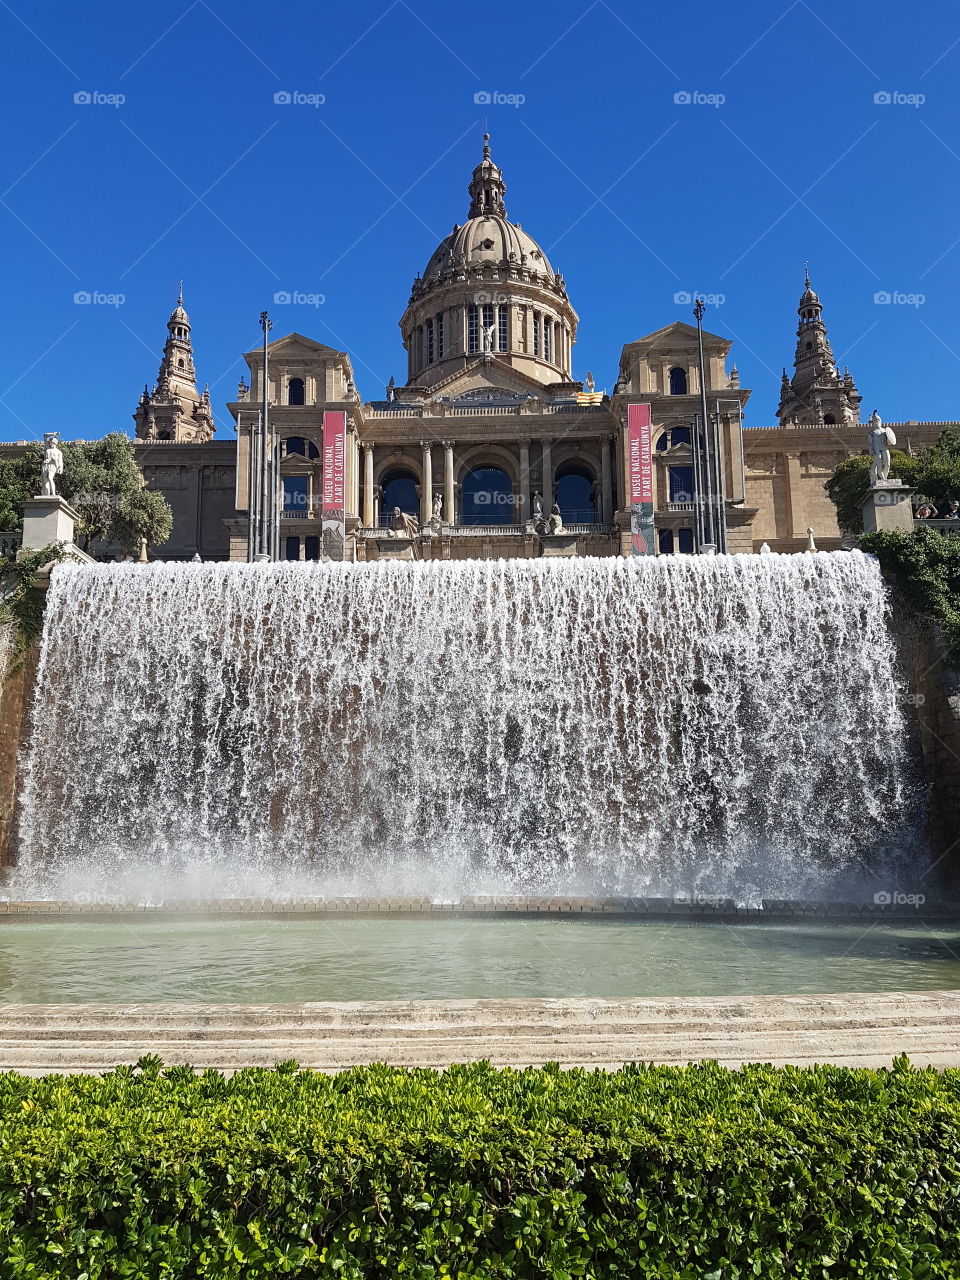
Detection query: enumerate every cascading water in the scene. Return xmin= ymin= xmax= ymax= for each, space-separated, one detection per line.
xmin=13 ymin=552 xmax=924 ymax=900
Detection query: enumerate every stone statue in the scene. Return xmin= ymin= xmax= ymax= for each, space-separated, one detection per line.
xmin=41 ymin=433 xmax=64 ymax=497
xmin=236 ymin=377 xmax=248 ymax=402
xmin=585 ymin=371 xmax=595 ymax=393
xmin=386 ymin=376 xmax=395 ymax=402
xmin=432 ymin=491 xmax=443 ymax=521
xmin=547 ymin=503 xmax=564 ymax=535
xmin=390 ymin=506 xmax=419 ymax=539
xmin=482 ymin=322 xmax=496 ymax=355
xmin=867 ymin=410 xmax=897 ymax=485
xmin=532 ymin=491 xmax=543 ymax=518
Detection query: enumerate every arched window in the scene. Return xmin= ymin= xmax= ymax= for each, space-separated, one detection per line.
xmin=656 ymin=432 xmax=670 ymax=452
xmin=468 ymin=305 xmax=479 ymax=354
xmin=677 ymin=527 xmax=695 ymax=554
xmin=461 ymin=466 xmax=513 ymax=525
xmin=177 ymin=358 xmax=185 ymax=369
xmin=668 ymin=466 xmax=694 ymax=503
xmin=671 ymin=426 xmax=691 ymax=446
xmin=669 ymin=367 xmax=688 ymax=396
xmin=823 ymin=414 xmax=836 ymax=424
xmin=380 ymin=469 xmax=419 ymax=524
xmin=435 ymin=312 xmax=444 ymax=359
xmin=288 ymin=377 xmax=305 ymax=405
xmin=285 ymin=437 xmax=306 ymax=456
xmin=555 ymin=464 xmax=596 ymax=523
xmin=658 ymin=529 xmax=675 ymax=555
xmin=426 ymin=319 xmax=435 ymax=364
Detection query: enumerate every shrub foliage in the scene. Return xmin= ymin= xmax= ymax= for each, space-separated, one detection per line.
xmin=861 ymin=526 xmax=960 ymax=662
xmin=1 ymin=1058 xmax=959 ymax=1277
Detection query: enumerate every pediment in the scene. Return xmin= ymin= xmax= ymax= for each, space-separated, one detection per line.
xmin=427 ymin=357 xmax=556 ymax=400
xmin=621 ymin=321 xmax=730 ymax=353
xmin=243 ymin=332 xmax=345 ymax=362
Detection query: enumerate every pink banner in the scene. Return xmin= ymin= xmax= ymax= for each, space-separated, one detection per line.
xmin=321 ymin=410 xmax=346 ymax=560
xmin=627 ymin=402 xmax=654 ymax=555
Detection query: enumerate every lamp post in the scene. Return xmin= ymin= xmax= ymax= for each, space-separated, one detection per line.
xmin=694 ymin=298 xmax=726 ymax=553
xmin=258 ymin=311 xmax=273 ymax=559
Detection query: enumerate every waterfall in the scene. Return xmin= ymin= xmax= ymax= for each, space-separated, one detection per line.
xmin=13 ymin=553 xmax=924 ymax=900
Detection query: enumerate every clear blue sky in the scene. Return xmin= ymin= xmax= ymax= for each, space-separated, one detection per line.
xmin=1 ymin=0 xmax=957 ymax=442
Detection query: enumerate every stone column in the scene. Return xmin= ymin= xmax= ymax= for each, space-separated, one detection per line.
xmin=362 ymin=442 xmax=374 ymax=528
xmin=518 ymin=438 xmax=531 ymax=525
xmin=420 ymin=440 xmax=433 ymax=525
xmin=541 ymin=438 xmax=554 ymax=510
xmin=443 ymin=440 xmax=455 ymax=524
xmin=600 ymin=435 xmax=613 ymax=525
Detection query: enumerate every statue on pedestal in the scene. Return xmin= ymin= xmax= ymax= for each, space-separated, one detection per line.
xmin=41 ymin=433 xmax=64 ymax=497
xmin=547 ymin=503 xmax=564 ymax=535
xmin=867 ymin=410 xmax=897 ymax=485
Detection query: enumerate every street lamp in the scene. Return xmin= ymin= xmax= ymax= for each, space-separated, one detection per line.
xmin=693 ymin=298 xmax=726 ymax=553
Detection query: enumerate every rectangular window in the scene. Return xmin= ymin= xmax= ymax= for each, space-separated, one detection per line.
xmin=426 ymin=319 xmax=434 ymax=364
xmin=498 ymin=305 xmax=508 ymax=352
xmin=468 ymin=305 xmax=479 ymax=353
xmin=533 ymin=312 xmax=541 ymax=358
xmin=436 ymin=312 xmax=444 ymax=359
xmin=544 ymin=319 xmax=552 ymax=363
xmin=283 ymin=475 xmax=309 ymax=516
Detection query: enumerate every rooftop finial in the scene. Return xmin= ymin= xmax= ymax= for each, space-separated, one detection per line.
xmin=177 ymin=280 xmax=184 ymax=306
xmin=803 ymin=260 xmax=810 ymax=288
xmin=483 ymin=132 xmax=491 ymax=161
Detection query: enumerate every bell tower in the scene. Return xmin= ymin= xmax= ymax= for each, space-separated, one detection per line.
xmin=777 ymin=268 xmax=861 ymax=427
xmin=133 ymin=285 xmax=215 ymax=442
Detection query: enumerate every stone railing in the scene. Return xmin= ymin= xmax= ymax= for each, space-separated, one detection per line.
xmin=666 ymin=502 xmax=695 ymax=513
xmin=361 ymin=523 xmax=615 ymax=538
xmin=0 ymin=532 xmax=20 ymax=559
xmin=364 ymin=401 xmax=609 ymax=420
xmin=914 ymin=518 xmax=960 ymax=533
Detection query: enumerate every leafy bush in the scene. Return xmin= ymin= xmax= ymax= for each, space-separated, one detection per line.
xmin=1 ymin=1058 xmax=959 ymax=1277
xmin=861 ymin=526 xmax=960 ymax=662
xmin=0 ymin=544 xmax=65 ymax=667
xmin=824 ymin=451 xmax=914 ymax=535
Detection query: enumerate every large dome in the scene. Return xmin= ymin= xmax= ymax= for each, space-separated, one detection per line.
xmin=423 ymin=216 xmax=554 ymax=281
xmin=399 ymin=135 xmax=578 ymax=390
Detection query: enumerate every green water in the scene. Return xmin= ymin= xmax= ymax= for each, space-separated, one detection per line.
xmin=0 ymin=918 xmax=958 ymax=1003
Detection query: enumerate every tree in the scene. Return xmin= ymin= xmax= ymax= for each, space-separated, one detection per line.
xmin=111 ymin=489 xmax=173 ymax=556
xmin=824 ymin=449 xmax=914 ymax=534
xmin=0 ymin=445 xmax=43 ymax=534
xmin=0 ymin=434 xmax=173 ymax=555
xmin=910 ymin=424 xmax=960 ymax=509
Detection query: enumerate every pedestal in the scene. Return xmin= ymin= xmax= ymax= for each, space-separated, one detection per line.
xmin=17 ymin=496 xmax=92 ymax=562
xmin=538 ymin=533 xmax=580 ymax=558
xmin=374 ymin=536 xmax=416 ymax=561
xmin=861 ymin=482 xmax=915 ymax=534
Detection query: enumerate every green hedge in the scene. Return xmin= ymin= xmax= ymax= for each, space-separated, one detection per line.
xmin=1 ymin=1058 xmax=959 ymax=1278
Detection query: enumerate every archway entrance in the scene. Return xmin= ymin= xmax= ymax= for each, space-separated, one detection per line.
xmin=555 ymin=465 xmax=596 ymax=522
xmin=461 ymin=466 xmax=513 ymax=525
xmin=380 ymin=469 xmax=419 ymax=526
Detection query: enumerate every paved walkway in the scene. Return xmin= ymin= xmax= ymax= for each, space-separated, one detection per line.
xmin=1 ymin=991 xmax=958 ymax=1073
